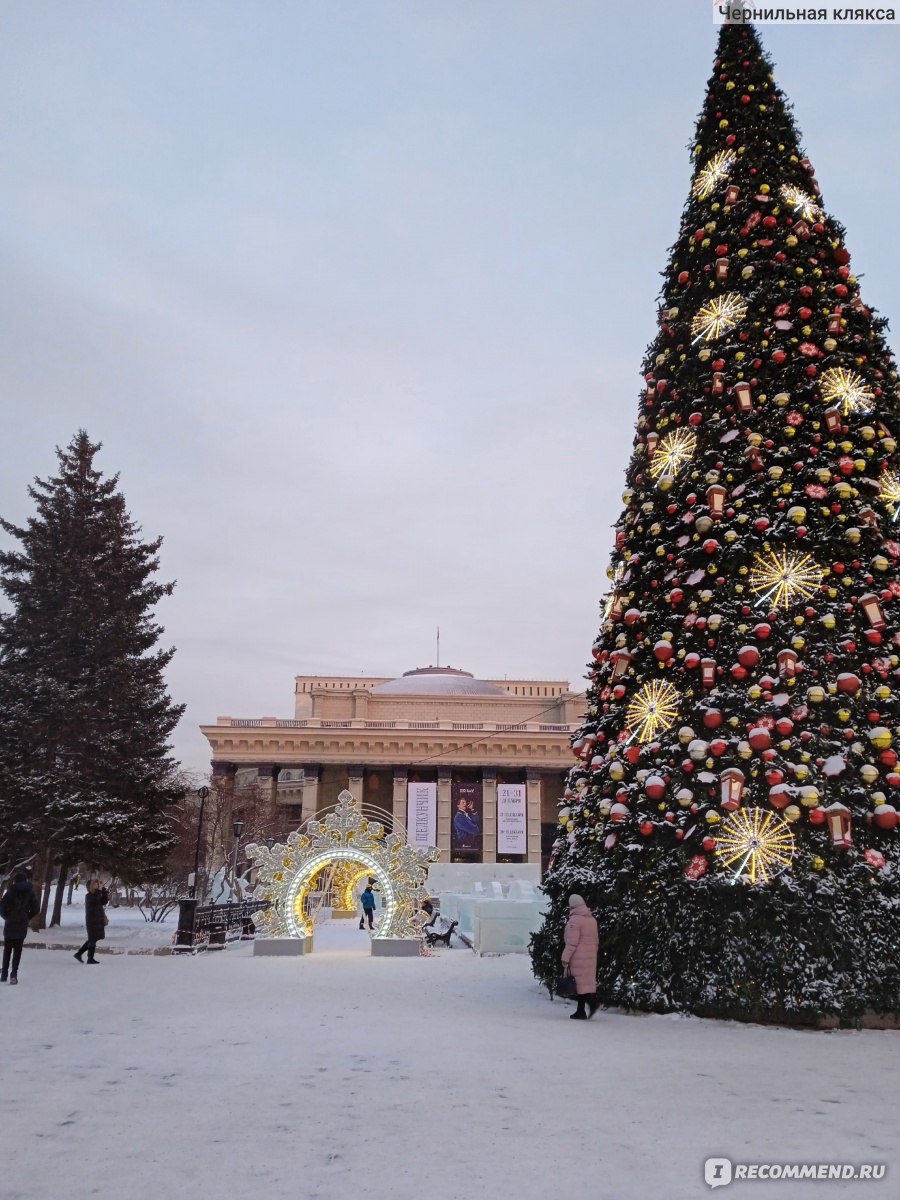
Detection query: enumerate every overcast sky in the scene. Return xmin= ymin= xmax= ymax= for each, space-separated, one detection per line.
xmin=1 ymin=2 xmax=898 ymax=777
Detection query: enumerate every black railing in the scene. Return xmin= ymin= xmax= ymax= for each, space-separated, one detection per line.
xmin=173 ymin=898 xmax=271 ymax=953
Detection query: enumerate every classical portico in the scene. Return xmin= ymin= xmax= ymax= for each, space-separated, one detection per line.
xmin=200 ymin=666 xmax=583 ymax=869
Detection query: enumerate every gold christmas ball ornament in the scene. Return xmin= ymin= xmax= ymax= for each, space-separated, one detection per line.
xmin=784 ymin=805 xmax=802 ymax=824
xmin=869 ymin=727 xmax=893 ymax=750
xmin=799 ymin=786 xmax=820 ymax=808
xmin=811 ymin=856 xmax=826 ymax=871
xmin=859 ymin=764 xmax=879 ymax=785
xmin=807 ymin=686 xmax=826 ymax=704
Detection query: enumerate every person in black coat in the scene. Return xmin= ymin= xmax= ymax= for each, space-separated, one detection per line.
xmin=1 ymin=872 xmax=40 ymax=985
xmin=75 ymin=880 xmax=108 ymax=964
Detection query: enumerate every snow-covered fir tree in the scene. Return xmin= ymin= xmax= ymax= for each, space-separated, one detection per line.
xmin=0 ymin=431 xmax=184 ymax=883
xmin=532 ymin=24 xmax=900 ymax=1026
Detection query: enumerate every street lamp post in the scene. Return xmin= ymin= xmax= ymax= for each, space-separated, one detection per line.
xmin=189 ymin=786 xmax=210 ymax=900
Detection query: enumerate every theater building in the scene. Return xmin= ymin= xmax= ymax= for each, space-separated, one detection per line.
xmin=200 ymin=666 xmax=584 ymax=869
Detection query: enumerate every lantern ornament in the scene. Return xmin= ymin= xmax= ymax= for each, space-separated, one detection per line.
xmin=724 ymin=183 xmax=741 ymax=206
xmin=715 ymin=256 xmax=729 ymax=282
xmin=691 ymin=293 xmax=749 ymax=344
xmin=625 ymin=680 xmax=680 ymax=744
xmin=827 ymin=311 xmax=843 ymax=335
xmin=648 ymin=428 xmax=697 ymax=480
xmin=749 ymin=548 xmax=824 ymax=610
xmin=823 ymin=406 xmax=843 ymax=434
xmin=779 ymin=184 xmax=823 ymax=223
xmin=733 ymin=381 xmax=753 ymax=413
xmin=777 ymin=647 xmax=799 ymax=678
xmin=720 ymin=767 xmax=746 ymax=812
xmin=819 ymin=367 xmax=875 ymax=416
xmin=610 ymin=650 xmax=633 ymax=679
xmin=859 ymin=592 xmax=887 ymax=631
xmin=715 ymin=808 xmax=795 ymax=885
xmin=706 ymin=484 xmax=727 ymax=519
xmin=823 ymin=801 xmax=853 ymax=849
xmin=692 ymin=150 xmax=735 ymax=200
xmin=645 ymin=430 xmax=660 ymax=455
xmin=700 ymin=657 xmax=718 ymax=688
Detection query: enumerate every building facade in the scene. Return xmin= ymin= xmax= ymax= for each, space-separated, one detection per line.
xmin=200 ymin=666 xmax=584 ymax=869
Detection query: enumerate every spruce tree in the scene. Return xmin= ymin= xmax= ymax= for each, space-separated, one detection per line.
xmin=0 ymin=432 xmax=184 ymax=882
xmin=533 ymin=24 xmax=900 ymax=1026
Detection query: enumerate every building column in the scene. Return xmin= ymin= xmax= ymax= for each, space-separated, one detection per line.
xmin=348 ymin=767 xmax=364 ymax=805
xmin=392 ymin=767 xmax=408 ymax=838
xmin=437 ymin=767 xmax=452 ymax=856
xmin=210 ymin=761 xmax=237 ymax=875
xmin=301 ymin=766 xmax=319 ymax=824
xmin=526 ymin=768 xmax=542 ymax=865
xmin=257 ymin=764 xmax=281 ymax=814
xmin=482 ymin=769 xmax=497 ymax=864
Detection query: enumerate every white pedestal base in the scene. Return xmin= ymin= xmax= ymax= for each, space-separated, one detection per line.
xmin=370 ymin=937 xmax=420 ymax=958
xmin=253 ymin=937 xmax=313 ymax=956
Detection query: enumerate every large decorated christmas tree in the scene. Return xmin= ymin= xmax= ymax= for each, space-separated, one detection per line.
xmin=532 ymin=23 xmax=900 ymax=1026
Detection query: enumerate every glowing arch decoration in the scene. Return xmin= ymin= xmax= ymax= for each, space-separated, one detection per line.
xmin=247 ymin=791 xmax=440 ymax=940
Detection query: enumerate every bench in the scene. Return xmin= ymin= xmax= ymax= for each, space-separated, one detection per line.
xmin=424 ymin=918 xmax=459 ymax=949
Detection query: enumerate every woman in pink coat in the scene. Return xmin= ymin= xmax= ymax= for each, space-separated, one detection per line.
xmin=561 ymin=894 xmax=599 ymax=1020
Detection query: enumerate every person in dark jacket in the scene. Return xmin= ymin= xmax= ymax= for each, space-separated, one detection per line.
xmin=1 ymin=872 xmax=40 ymax=984
xmin=75 ymin=879 xmax=108 ymax=964
xmin=359 ymin=884 xmax=377 ymax=930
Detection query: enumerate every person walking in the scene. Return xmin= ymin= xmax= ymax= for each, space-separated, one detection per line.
xmin=74 ymin=879 xmax=108 ymax=964
xmin=1 ymin=872 xmax=40 ymax=985
xmin=359 ymin=884 xmax=377 ymax=931
xmin=561 ymin=894 xmax=600 ymax=1020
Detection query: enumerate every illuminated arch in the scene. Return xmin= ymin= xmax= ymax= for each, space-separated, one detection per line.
xmin=247 ymin=791 xmax=440 ymax=941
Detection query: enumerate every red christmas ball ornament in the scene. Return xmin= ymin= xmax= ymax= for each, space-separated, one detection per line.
xmin=624 ymin=745 xmax=641 ymax=765
xmin=775 ymin=717 xmax=794 ymax=736
xmin=753 ymin=517 xmax=770 ymax=533
xmin=753 ymin=623 xmax=772 ymax=640
xmin=612 ymin=684 xmax=626 ymax=700
xmin=769 ymin=784 xmax=791 ymax=809
xmin=645 ymin=775 xmax=666 ymax=801
xmin=703 ymin=710 xmax=724 ymax=730
xmin=653 ymin=640 xmax=675 ymax=662
xmin=873 ymin=805 xmax=899 ymax=831
xmin=670 ymin=588 xmax=685 ymax=605
xmin=639 ymin=819 xmax=655 ymax=836
xmin=684 ymin=652 xmax=701 ymax=669
xmin=624 ymin=608 xmax=642 ymax=626
xmin=836 ymin=672 xmax=861 ymax=694
xmin=712 ymin=359 xmax=726 ymax=372
xmin=879 ymin=749 xmax=898 ymax=768
xmin=834 ymin=284 xmax=849 ymax=298
xmin=678 ymin=270 xmax=690 ymax=284
xmin=771 ymin=349 xmax=788 ymax=365
xmin=738 ymin=645 xmax=760 ymax=668
xmin=886 ymin=772 xmax=900 ymax=789
xmin=765 ymin=768 xmax=784 ymax=786
xmin=709 ymin=736 xmax=727 ymax=755
xmin=702 ymin=836 xmax=717 ymax=852
xmin=805 ymin=364 xmax=818 ymax=377
xmin=731 ymin=664 xmax=748 ymax=682
xmin=808 ymin=807 xmax=826 ymax=826
xmin=703 ymin=539 xmax=719 ymax=555
xmin=748 ymin=726 xmax=772 ymax=751
xmin=689 ymin=412 xmax=704 ymax=427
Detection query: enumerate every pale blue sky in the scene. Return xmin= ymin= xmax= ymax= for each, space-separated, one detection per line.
xmin=1 ymin=2 xmax=898 ymax=774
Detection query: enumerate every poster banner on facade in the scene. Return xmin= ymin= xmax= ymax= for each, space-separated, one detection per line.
xmin=497 ymin=784 xmax=527 ymax=855
xmin=451 ymin=778 xmax=483 ymax=862
xmin=407 ymin=782 xmax=437 ymax=848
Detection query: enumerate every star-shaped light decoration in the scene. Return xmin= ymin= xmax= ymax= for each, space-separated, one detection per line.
xmin=779 ymin=184 xmax=823 ymax=223
xmin=690 ymin=293 xmax=748 ymax=343
xmin=625 ymin=680 xmax=679 ymax=744
xmin=819 ymin=367 xmax=875 ymax=416
xmin=647 ymin=428 xmax=697 ymax=480
xmin=692 ymin=150 xmax=735 ymax=201
xmin=749 ymin=548 xmax=824 ymax=610
xmin=715 ymin=808 xmax=795 ymax=885
xmin=879 ymin=469 xmax=900 ymax=520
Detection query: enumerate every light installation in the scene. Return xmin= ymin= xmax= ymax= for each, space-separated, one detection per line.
xmin=247 ymin=791 xmax=439 ymax=941
xmin=625 ymin=680 xmax=680 ymax=744
xmin=818 ymin=367 xmax=875 ymax=416
xmin=648 ymin=429 xmax=697 ymax=480
xmin=690 ymin=293 xmax=748 ymax=343
xmin=715 ymin=808 xmax=795 ymax=885
xmin=749 ymin=548 xmax=824 ymax=610
xmin=778 ymin=183 xmax=823 ymax=223
xmin=878 ymin=469 xmax=900 ymax=519
xmin=692 ymin=151 xmax=735 ymax=200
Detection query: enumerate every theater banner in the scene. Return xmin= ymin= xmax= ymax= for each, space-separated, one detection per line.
xmin=407 ymin=782 xmax=437 ymax=848
xmin=497 ymin=783 xmax=527 ymax=855
xmin=451 ymin=777 xmax=483 ymax=862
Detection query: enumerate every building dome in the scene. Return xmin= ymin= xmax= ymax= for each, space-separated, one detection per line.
xmin=370 ymin=666 xmax=508 ymax=697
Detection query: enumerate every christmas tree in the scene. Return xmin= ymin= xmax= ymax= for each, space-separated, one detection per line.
xmin=532 ymin=23 xmax=900 ymax=1026
xmin=0 ymin=432 xmax=184 ymax=891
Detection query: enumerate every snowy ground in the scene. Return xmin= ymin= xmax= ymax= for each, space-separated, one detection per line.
xmin=4 ymin=899 xmax=900 ymax=1200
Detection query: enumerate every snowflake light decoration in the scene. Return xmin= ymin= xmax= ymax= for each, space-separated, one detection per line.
xmin=648 ymin=428 xmax=697 ymax=480
xmin=602 ymin=564 xmax=626 ymax=622
xmin=749 ymin=548 xmax=824 ymax=610
xmin=692 ymin=151 xmax=735 ymax=200
xmin=691 ymin=293 xmax=748 ymax=343
xmin=879 ymin=469 xmax=900 ymax=519
xmin=819 ymin=367 xmax=875 ymax=416
xmin=779 ymin=184 xmax=823 ymax=223
xmin=247 ymin=791 xmax=439 ymax=941
xmin=625 ymin=680 xmax=679 ymax=744
xmin=715 ymin=808 xmax=795 ymax=885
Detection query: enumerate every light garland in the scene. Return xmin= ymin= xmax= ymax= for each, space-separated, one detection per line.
xmin=819 ymin=367 xmax=875 ymax=416
xmin=749 ymin=548 xmax=823 ymax=610
xmin=692 ymin=150 xmax=735 ymax=200
xmin=691 ymin=293 xmax=748 ymax=343
xmin=648 ymin=428 xmax=697 ymax=480
xmin=715 ymin=808 xmax=795 ymax=885
xmin=246 ymin=790 xmax=439 ymax=941
xmin=779 ymin=184 xmax=823 ymax=223
xmin=625 ymin=680 xmax=680 ymax=744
